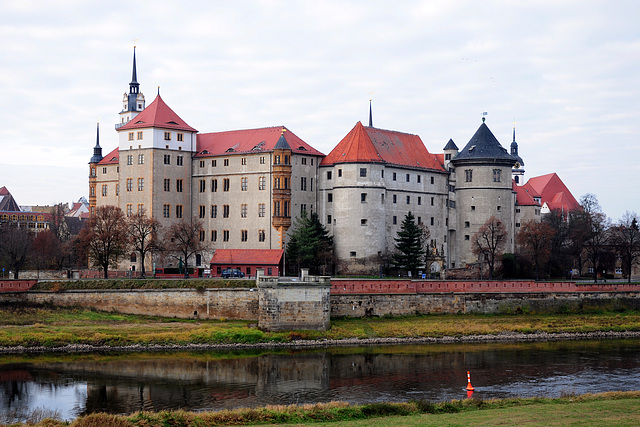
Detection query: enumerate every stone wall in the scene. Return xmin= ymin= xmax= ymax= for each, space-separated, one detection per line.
xmin=3 ymin=288 xmax=258 ymax=320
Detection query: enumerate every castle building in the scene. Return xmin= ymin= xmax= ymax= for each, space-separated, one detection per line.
xmin=89 ymin=50 xmax=578 ymax=276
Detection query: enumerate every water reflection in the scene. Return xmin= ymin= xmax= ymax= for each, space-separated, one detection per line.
xmin=1 ymin=339 xmax=640 ymax=422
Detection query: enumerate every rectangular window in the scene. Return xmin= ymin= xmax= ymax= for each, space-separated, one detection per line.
xmin=241 ymin=157 xmax=247 ymax=165
xmin=223 ymin=178 xmax=230 ymax=191
xmin=260 ymin=156 xmax=265 ymax=164
xmin=471 ymin=205 xmax=476 ymax=211
xmin=127 ymin=155 xmax=133 ymax=165
xmin=126 ymin=178 xmax=133 ymax=192
xmin=284 ymin=201 xmax=289 ymax=216
xmin=199 ymin=179 xmax=206 ymax=192
xmin=406 ymin=173 xmax=410 ymax=182
xmin=176 ymin=205 xmax=183 ymax=218
xmin=465 ymin=169 xmax=473 ymax=182
xmin=102 ymin=167 xmax=107 ymax=174
xmin=224 ymin=158 xmax=229 ymax=166
xmin=465 ymin=235 xmax=470 ymax=240
xmin=393 ymin=172 xmax=397 ymax=181
xmin=258 ymin=229 xmax=266 ymax=242
xmin=284 ymin=177 xmax=289 ymax=189
xmin=493 ymin=169 xmax=501 ymax=182
xmin=418 ymin=196 xmax=421 ymax=205
xmin=327 ymin=214 xmax=332 ymax=224
xmin=301 ymin=177 xmax=307 ymax=191
xmin=497 ymin=205 xmax=502 ymax=211
xmin=101 ymin=185 xmax=107 ymax=196
xmin=406 ymin=195 xmax=410 ymax=204
xmin=327 ymin=171 xmax=332 ymax=180
xmin=336 ymin=168 xmax=342 ymax=178
xmin=211 ymin=230 xmax=217 ymax=241
xmin=164 ymin=179 xmax=170 ymax=191
xmin=164 ymin=132 xmax=171 ymax=140
xmin=274 ymin=201 xmax=280 ymax=216
xmin=417 ymin=175 xmax=421 ymax=183
xmin=431 ymin=197 xmax=435 ymax=206
xmin=177 ymin=155 xmax=183 ymax=166
xmin=177 ymin=133 xmax=183 ymax=142
xmin=126 ymin=204 xmax=132 ymax=217
xmin=258 ymin=203 xmax=265 ymax=217
xmin=199 ymin=205 xmax=205 ymax=218
xmin=361 ymin=193 xmax=367 ymax=203
xmin=138 ymin=154 xmax=144 ymax=164
xmin=310 ymin=178 xmax=313 ymax=191
xmin=361 ymin=219 xmax=367 ymax=226
xmin=200 ymin=160 xmax=205 ymax=168
xmin=393 ymin=216 xmax=397 ymax=225
xmin=301 ymin=204 xmax=307 ymax=214
xmin=211 ymin=205 xmax=217 ymax=218
xmin=223 ymin=230 xmax=229 ymax=241
xmin=360 ymin=168 xmax=367 ymax=177
xmin=176 ymin=179 xmax=183 ymax=192
xmin=128 ymin=132 xmax=135 ymax=141
xmin=259 ymin=176 xmax=266 ymax=190
xmin=164 ymin=154 xmax=171 ymax=165
xmin=212 ymin=159 xmax=217 ymax=167
xmin=241 ymin=230 xmax=248 ymax=242
xmin=393 ymin=194 xmax=397 ymax=204
xmin=163 ymin=204 xmax=170 ymax=218
xmin=465 ymin=221 xmax=470 ymax=228
xmin=116 ymin=184 xmax=119 ymax=195
xmin=431 ymin=176 xmax=435 ymax=184
xmin=301 ymin=157 xmax=307 ymax=165
xmin=241 ymin=204 xmax=247 ymax=218
xmin=327 ymin=193 xmax=333 ymax=202
xmin=199 ymin=230 xmax=205 ymax=242
xmin=137 ymin=131 xmax=143 ymax=140
xmin=223 ymin=204 xmax=229 ymax=218
xmin=138 ymin=204 xmax=144 ymax=215
xmin=241 ymin=177 xmax=248 ymax=191
xmin=211 ymin=179 xmax=218 ymax=192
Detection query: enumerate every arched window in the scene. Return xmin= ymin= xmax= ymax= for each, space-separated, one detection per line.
xmin=130 ymin=253 xmax=137 ymax=263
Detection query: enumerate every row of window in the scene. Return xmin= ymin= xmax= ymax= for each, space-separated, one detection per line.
xmin=326 ymin=168 xmax=437 ymax=184
xmin=125 ymin=204 xmax=147 ymax=217
xmin=0 ymin=214 xmax=46 ymax=222
xmin=202 ymin=229 xmax=267 ymax=243
xmin=329 ymin=192 xmax=437 ymax=206
xmin=464 ymin=169 xmax=502 ymax=183
xmin=198 ymin=155 xmax=315 ymax=169
xmin=128 ymin=131 xmax=184 ymax=142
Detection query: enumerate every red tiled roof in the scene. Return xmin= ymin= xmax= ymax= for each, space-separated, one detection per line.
xmin=118 ymin=95 xmax=197 ymax=132
xmin=195 ymin=126 xmax=323 ymax=157
xmin=514 ymin=181 xmax=540 ymax=206
xmin=0 ymin=186 xmax=9 ymax=196
xmin=210 ymin=249 xmax=284 ymax=265
xmin=525 ymin=173 xmax=580 ymax=212
xmin=98 ymin=148 xmax=119 ymax=165
xmin=521 ymin=182 xmax=541 ymax=198
xmin=321 ymin=122 xmax=445 ymax=172
xmin=434 ymin=153 xmax=445 ymax=167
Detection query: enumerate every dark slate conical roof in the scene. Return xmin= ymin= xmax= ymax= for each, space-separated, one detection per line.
xmin=274 ymin=131 xmax=291 ymax=150
xmin=451 ymin=122 xmax=516 ymax=165
xmin=443 ymin=138 xmax=458 ymax=151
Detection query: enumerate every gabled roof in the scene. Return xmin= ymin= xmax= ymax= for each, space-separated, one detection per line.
xmin=98 ymin=148 xmax=119 ymax=165
xmin=321 ymin=122 xmax=445 ymax=171
xmin=525 ymin=173 xmax=580 ymax=212
xmin=195 ymin=126 xmax=323 ymax=157
xmin=209 ymin=249 xmax=284 ymax=265
xmin=514 ymin=180 xmax=540 ymax=206
xmin=118 ymin=95 xmax=197 ymax=132
xmin=452 ymin=122 xmax=516 ymax=165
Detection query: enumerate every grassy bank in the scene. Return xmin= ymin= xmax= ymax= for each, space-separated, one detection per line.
xmin=5 ymin=391 xmax=639 ymax=426
xmin=1 ymin=302 xmax=639 ymax=349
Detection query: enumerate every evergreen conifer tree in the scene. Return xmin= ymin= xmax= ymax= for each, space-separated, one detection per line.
xmin=392 ymin=211 xmax=425 ymax=276
xmin=286 ymin=211 xmax=333 ymax=275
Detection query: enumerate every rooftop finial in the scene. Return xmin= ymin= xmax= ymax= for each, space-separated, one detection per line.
xmin=157 ymin=86 xmax=160 ymax=95
xmin=281 ymin=127 xmax=287 ymax=135
xmin=482 ymin=111 xmax=487 ymax=123
xmin=369 ymin=99 xmax=373 ymax=127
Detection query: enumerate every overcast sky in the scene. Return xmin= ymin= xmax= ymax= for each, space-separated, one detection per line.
xmin=1 ymin=0 xmax=638 ymax=221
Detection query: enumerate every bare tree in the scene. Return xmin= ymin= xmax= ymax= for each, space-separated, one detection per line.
xmin=613 ymin=211 xmax=640 ymax=283
xmin=77 ymin=205 xmax=128 ymax=278
xmin=49 ymin=202 xmax=69 ymax=241
xmin=0 ymin=223 xmax=33 ymax=279
xmin=579 ymin=194 xmax=611 ymax=282
xmin=127 ymin=213 xmax=161 ymax=278
xmin=517 ymin=219 xmax=556 ymax=281
xmin=163 ymin=219 xmax=209 ymax=278
xmin=31 ymin=229 xmax=61 ymax=273
xmin=472 ymin=216 xmax=507 ymax=279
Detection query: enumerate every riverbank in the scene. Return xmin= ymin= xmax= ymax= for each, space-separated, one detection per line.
xmin=6 ymin=391 xmax=640 ymax=426
xmin=1 ymin=303 xmax=640 ymax=354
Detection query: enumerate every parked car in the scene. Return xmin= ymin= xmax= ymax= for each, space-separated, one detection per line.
xmin=221 ymin=268 xmax=245 ymax=278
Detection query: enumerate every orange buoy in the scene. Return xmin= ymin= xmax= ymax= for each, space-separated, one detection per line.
xmin=466 ymin=371 xmax=475 ymax=391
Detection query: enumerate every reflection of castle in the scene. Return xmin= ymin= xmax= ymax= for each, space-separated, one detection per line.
xmin=89 ymin=50 xmax=578 ymax=275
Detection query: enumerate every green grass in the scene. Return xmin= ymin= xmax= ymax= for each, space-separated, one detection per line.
xmin=1 ymin=302 xmax=640 ymax=349
xmin=5 ymin=391 xmax=639 ymax=426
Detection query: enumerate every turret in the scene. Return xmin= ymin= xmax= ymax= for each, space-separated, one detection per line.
xmin=88 ymin=122 xmax=102 ymax=216
xmin=510 ymin=127 xmax=525 ymax=184
xmin=117 ymin=47 xmax=146 ymax=129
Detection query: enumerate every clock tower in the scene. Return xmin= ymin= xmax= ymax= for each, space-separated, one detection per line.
xmin=116 ymin=47 xmax=145 ymax=129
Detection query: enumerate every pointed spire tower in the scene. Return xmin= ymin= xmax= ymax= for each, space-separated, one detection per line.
xmin=368 ymin=100 xmax=373 ymax=127
xmin=510 ymin=126 xmax=525 ymax=184
xmin=88 ymin=122 xmax=102 ymax=216
xmin=117 ymin=47 xmax=146 ymax=129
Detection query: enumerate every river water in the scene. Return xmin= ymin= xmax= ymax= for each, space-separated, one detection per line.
xmin=1 ymin=339 xmax=640 ymax=423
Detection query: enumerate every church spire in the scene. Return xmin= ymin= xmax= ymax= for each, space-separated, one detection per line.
xmin=368 ymin=100 xmax=373 ymax=127
xmin=130 ymin=47 xmax=139 ymax=95
xmin=90 ymin=122 xmax=103 ymax=164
